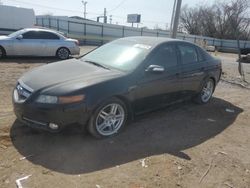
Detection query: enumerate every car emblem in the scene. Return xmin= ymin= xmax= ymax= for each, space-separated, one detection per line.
xmin=17 ymin=84 xmax=30 ymax=98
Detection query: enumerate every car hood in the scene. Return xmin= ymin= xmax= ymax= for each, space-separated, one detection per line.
xmin=19 ymin=58 xmax=124 ymax=94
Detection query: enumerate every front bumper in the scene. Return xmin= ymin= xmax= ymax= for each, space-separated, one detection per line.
xmin=13 ymin=101 xmax=90 ymax=132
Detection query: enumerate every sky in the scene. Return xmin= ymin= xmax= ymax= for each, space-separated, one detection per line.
xmin=1 ymin=0 xmax=213 ymax=29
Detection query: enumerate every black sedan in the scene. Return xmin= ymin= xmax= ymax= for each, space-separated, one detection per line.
xmin=13 ymin=37 xmax=222 ymax=138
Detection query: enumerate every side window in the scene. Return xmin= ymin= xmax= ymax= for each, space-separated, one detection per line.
xmin=22 ymin=31 xmax=60 ymax=40
xmin=199 ymin=48 xmax=213 ymax=61
xmin=197 ymin=48 xmax=206 ymax=62
xmin=40 ymin=32 xmax=60 ymax=40
xmin=178 ymin=44 xmax=198 ymax=64
xmin=22 ymin=31 xmax=38 ymax=39
xmin=149 ymin=44 xmax=178 ymax=68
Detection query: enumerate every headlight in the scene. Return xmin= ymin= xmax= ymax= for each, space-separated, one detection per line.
xmin=36 ymin=95 xmax=58 ymax=104
xmin=35 ymin=95 xmax=85 ymax=104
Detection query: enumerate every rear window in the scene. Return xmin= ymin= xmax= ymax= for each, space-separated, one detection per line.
xmin=201 ymin=49 xmax=213 ymax=61
xmin=178 ymin=44 xmax=198 ymax=64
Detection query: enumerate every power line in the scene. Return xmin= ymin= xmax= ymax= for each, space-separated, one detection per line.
xmin=108 ymin=0 xmax=127 ymax=12
xmin=4 ymin=0 xmax=102 ymax=15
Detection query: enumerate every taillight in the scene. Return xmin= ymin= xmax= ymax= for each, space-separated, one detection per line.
xmin=75 ymin=40 xmax=79 ymax=46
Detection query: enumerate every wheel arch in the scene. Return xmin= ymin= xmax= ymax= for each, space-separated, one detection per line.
xmin=0 ymin=45 xmax=6 ymax=56
xmin=89 ymin=95 xmax=134 ymax=121
xmin=114 ymin=95 xmax=134 ymax=121
xmin=208 ymin=76 xmax=216 ymax=92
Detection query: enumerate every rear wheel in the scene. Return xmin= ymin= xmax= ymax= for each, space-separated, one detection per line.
xmin=56 ymin=47 xmax=70 ymax=60
xmin=0 ymin=47 xmax=6 ymax=58
xmin=88 ymin=98 xmax=128 ymax=138
xmin=194 ymin=78 xmax=215 ymax=104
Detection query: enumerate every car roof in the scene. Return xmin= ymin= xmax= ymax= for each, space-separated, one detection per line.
xmin=21 ymin=28 xmax=62 ymax=35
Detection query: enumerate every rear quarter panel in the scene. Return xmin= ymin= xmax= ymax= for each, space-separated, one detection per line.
xmin=206 ymin=58 xmax=222 ymax=84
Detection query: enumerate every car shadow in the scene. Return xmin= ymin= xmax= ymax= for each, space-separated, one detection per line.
xmin=10 ymin=97 xmax=242 ymax=174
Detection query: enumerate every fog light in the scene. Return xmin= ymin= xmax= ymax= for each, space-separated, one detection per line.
xmin=49 ymin=123 xmax=59 ymax=130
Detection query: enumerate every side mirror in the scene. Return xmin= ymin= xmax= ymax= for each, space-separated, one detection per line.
xmin=16 ymin=35 xmax=23 ymax=40
xmin=145 ymin=65 xmax=165 ymax=73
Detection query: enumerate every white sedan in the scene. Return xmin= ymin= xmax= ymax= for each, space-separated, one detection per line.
xmin=0 ymin=28 xmax=80 ymax=59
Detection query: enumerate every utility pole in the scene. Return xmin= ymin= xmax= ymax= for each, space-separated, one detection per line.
xmin=170 ymin=0 xmax=177 ymax=35
xmin=97 ymin=8 xmax=108 ymax=23
xmin=109 ymin=15 xmax=112 ymax=24
xmin=104 ymin=8 xmax=107 ymax=23
xmin=82 ymin=1 xmax=87 ymax=19
xmin=171 ymin=0 xmax=182 ymax=38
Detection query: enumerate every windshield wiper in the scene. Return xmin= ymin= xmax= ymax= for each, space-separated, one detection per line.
xmin=84 ymin=60 xmax=110 ymax=70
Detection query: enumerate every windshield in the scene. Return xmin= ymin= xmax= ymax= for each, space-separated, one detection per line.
xmin=81 ymin=40 xmax=151 ymax=72
xmin=8 ymin=29 xmax=25 ymax=38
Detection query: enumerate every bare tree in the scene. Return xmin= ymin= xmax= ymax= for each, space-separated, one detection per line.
xmin=180 ymin=0 xmax=250 ymax=40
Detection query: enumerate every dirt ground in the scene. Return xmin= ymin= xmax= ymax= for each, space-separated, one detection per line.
xmin=0 ymin=47 xmax=250 ymax=188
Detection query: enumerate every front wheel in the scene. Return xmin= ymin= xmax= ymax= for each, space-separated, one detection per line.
xmin=88 ymin=98 xmax=128 ymax=138
xmin=194 ymin=78 xmax=215 ymax=104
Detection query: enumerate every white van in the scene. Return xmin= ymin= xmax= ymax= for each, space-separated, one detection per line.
xmin=0 ymin=5 xmax=35 ymax=35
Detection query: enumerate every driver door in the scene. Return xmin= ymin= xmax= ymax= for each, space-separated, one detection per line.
xmin=134 ymin=43 xmax=182 ymax=113
xmin=13 ymin=31 xmax=46 ymax=56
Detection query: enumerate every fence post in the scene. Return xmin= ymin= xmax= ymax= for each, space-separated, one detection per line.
xmin=101 ymin=25 xmax=103 ymax=44
xmin=42 ymin=18 xmax=44 ymax=27
xmin=84 ymin=23 xmax=86 ymax=45
xmin=244 ymin=41 xmax=247 ymax=48
xmin=57 ymin=19 xmax=59 ymax=31
xmin=122 ymin=26 xmax=125 ymax=37
xmin=36 ymin=17 xmax=38 ymax=25
xmin=48 ymin=17 xmax=51 ymax=28
xmin=194 ymin=37 xmax=196 ymax=43
xmin=68 ymin=21 xmax=70 ymax=34
xmin=141 ymin=28 xmax=143 ymax=36
xmin=157 ymin=30 xmax=159 ymax=37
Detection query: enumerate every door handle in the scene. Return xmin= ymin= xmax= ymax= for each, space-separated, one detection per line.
xmin=191 ymin=72 xmax=204 ymax=76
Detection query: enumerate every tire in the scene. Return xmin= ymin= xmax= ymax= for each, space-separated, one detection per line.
xmin=88 ymin=98 xmax=128 ymax=139
xmin=193 ymin=78 xmax=215 ymax=104
xmin=56 ymin=47 xmax=70 ymax=60
xmin=0 ymin=46 xmax=6 ymax=58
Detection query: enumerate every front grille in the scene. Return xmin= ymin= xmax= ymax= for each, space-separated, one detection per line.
xmin=13 ymin=82 xmax=33 ymax=103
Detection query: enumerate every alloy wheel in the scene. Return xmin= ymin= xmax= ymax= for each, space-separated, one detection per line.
xmin=95 ymin=103 xmax=125 ymax=136
xmin=201 ymin=80 xmax=214 ymax=103
xmin=57 ymin=48 xmax=69 ymax=59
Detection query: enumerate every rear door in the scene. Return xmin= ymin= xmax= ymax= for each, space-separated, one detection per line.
xmin=134 ymin=43 xmax=182 ymax=113
xmin=177 ymin=43 xmax=207 ymax=95
xmin=37 ymin=31 xmax=61 ymax=56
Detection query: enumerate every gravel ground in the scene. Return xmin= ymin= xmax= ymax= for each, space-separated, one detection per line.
xmin=0 ymin=47 xmax=250 ymax=188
